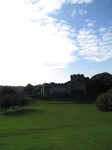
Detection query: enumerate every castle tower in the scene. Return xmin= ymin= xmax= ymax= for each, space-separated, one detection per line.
xmin=70 ymin=74 xmax=87 ymax=92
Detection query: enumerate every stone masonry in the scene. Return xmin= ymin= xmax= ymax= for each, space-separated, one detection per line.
xmin=42 ymin=74 xmax=89 ymax=97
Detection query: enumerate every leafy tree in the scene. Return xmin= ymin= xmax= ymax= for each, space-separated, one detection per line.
xmin=23 ymin=84 xmax=34 ymax=95
xmin=0 ymin=86 xmax=29 ymax=112
xmin=87 ymin=72 xmax=112 ymax=95
xmin=0 ymin=86 xmax=17 ymax=96
xmin=0 ymin=86 xmax=18 ymax=111
xmin=18 ymin=95 xmax=28 ymax=109
xmin=32 ymin=84 xmax=42 ymax=96
xmin=0 ymin=95 xmax=12 ymax=112
xmin=0 ymin=86 xmax=4 ymax=95
xmin=11 ymin=96 xmax=18 ymax=110
xmin=0 ymin=87 xmax=15 ymax=111
xmin=96 ymin=89 xmax=112 ymax=112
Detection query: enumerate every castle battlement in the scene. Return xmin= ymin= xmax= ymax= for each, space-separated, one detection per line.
xmin=42 ymin=74 xmax=89 ymax=97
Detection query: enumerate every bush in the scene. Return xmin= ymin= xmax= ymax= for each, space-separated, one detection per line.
xmin=96 ymin=89 xmax=112 ymax=112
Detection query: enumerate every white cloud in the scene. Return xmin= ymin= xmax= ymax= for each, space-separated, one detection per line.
xmin=99 ymin=27 xmax=107 ymax=33
xmin=0 ymin=0 xmax=80 ymax=85
xmin=87 ymin=22 xmax=94 ymax=27
xmin=86 ymin=19 xmax=96 ymax=28
xmin=77 ymin=27 xmax=112 ymax=62
xmin=85 ymin=19 xmax=90 ymax=22
xmin=27 ymin=0 xmax=92 ymax=16
xmin=25 ymin=0 xmax=82 ymax=17
xmin=71 ymin=8 xmax=88 ymax=17
xmin=67 ymin=0 xmax=93 ymax=4
xmin=78 ymin=9 xmax=88 ymax=16
xmin=71 ymin=8 xmax=77 ymax=18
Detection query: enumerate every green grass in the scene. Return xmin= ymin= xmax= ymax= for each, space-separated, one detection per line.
xmin=0 ymin=101 xmax=112 ymax=150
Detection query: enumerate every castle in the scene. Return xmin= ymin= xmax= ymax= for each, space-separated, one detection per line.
xmin=42 ymin=74 xmax=89 ymax=97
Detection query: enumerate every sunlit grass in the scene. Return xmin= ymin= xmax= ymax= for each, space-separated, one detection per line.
xmin=0 ymin=101 xmax=112 ymax=150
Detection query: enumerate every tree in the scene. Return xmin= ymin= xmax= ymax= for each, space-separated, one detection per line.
xmin=0 ymin=86 xmax=17 ymax=96
xmin=18 ymin=95 xmax=28 ymax=109
xmin=32 ymin=84 xmax=42 ymax=97
xmin=23 ymin=84 xmax=34 ymax=95
xmin=0 ymin=86 xmax=29 ymax=112
xmin=0 ymin=95 xmax=12 ymax=112
xmin=88 ymin=72 xmax=112 ymax=95
xmin=96 ymin=89 xmax=112 ymax=112
xmin=11 ymin=96 xmax=18 ymax=110
xmin=0 ymin=86 xmax=18 ymax=111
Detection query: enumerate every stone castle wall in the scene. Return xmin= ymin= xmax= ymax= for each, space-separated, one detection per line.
xmin=42 ymin=74 xmax=89 ymax=97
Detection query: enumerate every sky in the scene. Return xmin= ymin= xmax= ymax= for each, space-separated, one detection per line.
xmin=0 ymin=0 xmax=112 ymax=86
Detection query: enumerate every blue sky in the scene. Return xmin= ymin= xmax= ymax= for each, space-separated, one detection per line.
xmin=0 ymin=0 xmax=112 ymax=85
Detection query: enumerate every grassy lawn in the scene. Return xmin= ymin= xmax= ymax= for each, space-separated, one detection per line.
xmin=0 ymin=101 xmax=112 ymax=150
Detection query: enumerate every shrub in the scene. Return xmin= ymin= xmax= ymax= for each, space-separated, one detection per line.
xmin=96 ymin=89 xmax=112 ymax=112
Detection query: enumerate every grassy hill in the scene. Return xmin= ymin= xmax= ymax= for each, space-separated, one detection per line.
xmin=0 ymin=101 xmax=112 ymax=150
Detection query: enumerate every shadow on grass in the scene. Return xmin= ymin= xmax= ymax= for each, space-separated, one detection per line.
xmin=3 ymin=108 xmax=42 ymax=117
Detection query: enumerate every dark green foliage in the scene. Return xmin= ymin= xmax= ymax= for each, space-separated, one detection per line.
xmin=88 ymin=72 xmax=112 ymax=95
xmin=1 ymin=86 xmax=17 ymax=96
xmin=0 ymin=86 xmax=4 ymax=95
xmin=32 ymin=84 xmax=42 ymax=97
xmin=23 ymin=84 xmax=42 ymax=98
xmin=0 ymin=95 xmax=28 ymax=112
xmin=0 ymin=86 xmax=28 ymax=112
xmin=96 ymin=89 xmax=112 ymax=112
xmin=11 ymin=96 xmax=18 ymax=110
xmin=0 ymin=95 xmax=12 ymax=112
xmin=0 ymin=86 xmax=18 ymax=112
xmin=18 ymin=96 xmax=28 ymax=109
xmin=23 ymin=84 xmax=35 ymax=95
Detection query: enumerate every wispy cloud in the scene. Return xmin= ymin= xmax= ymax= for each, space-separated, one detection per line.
xmin=67 ymin=0 xmax=93 ymax=4
xmin=71 ymin=8 xmax=88 ymax=17
xmin=27 ymin=0 xmax=93 ymax=16
xmin=87 ymin=22 xmax=94 ymax=27
xmin=78 ymin=9 xmax=88 ymax=16
xmin=85 ymin=19 xmax=96 ymax=27
xmin=71 ymin=8 xmax=77 ymax=18
xmin=77 ymin=26 xmax=112 ymax=62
